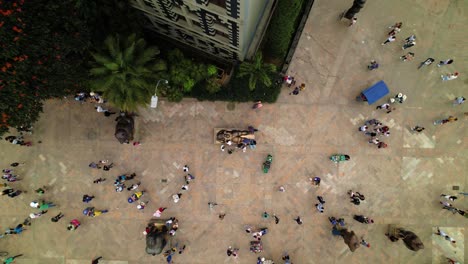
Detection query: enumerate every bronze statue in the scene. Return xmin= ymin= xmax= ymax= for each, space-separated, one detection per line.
xmin=216 ymin=129 xmax=254 ymax=144
xmin=115 ymin=113 xmax=134 ymax=144
xmin=385 ymin=225 xmax=424 ymax=251
xmin=340 ymin=228 xmax=360 ymax=252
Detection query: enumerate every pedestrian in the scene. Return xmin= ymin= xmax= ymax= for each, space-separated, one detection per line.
xmin=411 ymin=126 xmax=425 ymax=132
xmin=231 ymin=248 xmax=239 ymax=258
xmin=377 ymin=142 xmax=388 ymax=149
xmin=115 ymin=183 xmax=125 ymax=192
xmin=442 ymin=205 xmax=458 ymax=214
xmin=388 ymin=24 xmax=401 ymax=36
xmin=453 ymin=97 xmax=465 ymax=105
xmin=93 ymin=178 xmax=106 ymax=184
xmin=89 ymin=162 xmax=101 ymax=169
xmin=29 ymin=210 xmax=48 ymax=219
xmin=10 ymin=162 xmax=24 ymax=167
xmin=404 ymin=34 xmax=416 ymax=43
xmin=294 ymin=216 xmax=303 ymax=225
xmin=369 ymin=137 xmax=380 ymax=145
xmin=381 ymin=35 xmax=396 ymax=45
xmin=440 ymin=194 xmax=457 ymax=201
xmin=310 ymin=177 xmax=321 ymax=187
xmin=226 ymin=246 xmax=233 ymax=256
xmin=353 ymin=215 xmax=374 ymax=224
xmin=181 ymin=184 xmax=189 ymax=191
xmin=67 ymin=219 xmax=81 ymax=231
xmin=172 ymin=193 xmax=182 ymax=203
xmin=183 ymin=165 xmax=189 ymax=172
xmin=132 ymin=141 xmax=141 ymax=146
xmin=349 ymin=17 xmax=357 ymax=27
xmin=91 ymin=256 xmax=103 ymax=264
xmin=315 ymin=202 xmax=324 ymax=213
xmin=35 ymin=187 xmax=46 ymax=195
xmin=437 ymin=59 xmax=454 ymax=67
xmin=153 ymin=207 xmax=167 ymax=217
xmin=273 ymin=214 xmax=280 ymax=224
xmin=137 ymin=201 xmax=148 ymax=210
xmin=95 ymin=106 xmax=107 ymax=113
xmin=103 ymin=163 xmax=114 ymax=171
xmin=51 ymin=212 xmax=64 ymax=222
xmin=3 ymin=254 xmax=23 ymax=264
xmin=440 ymin=201 xmax=452 ymax=207
xmin=262 ymin=211 xmax=270 ymax=219
xmin=245 ymin=225 xmax=252 ymax=233
xmin=376 ymin=103 xmax=390 ymax=110
xmin=359 ymin=125 xmax=368 ymax=132
xmin=361 ymin=238 xmax=371 ymax=248
xmin=185 ymin=174 xmax=195 ymax=184
xmin=30 ymin=201 xmax=40 ymax=208
xmin=278 ymin=186 xmax=286 ymax=192
xmin=351 ymin=196 xmax=361 ymax=205
xmin=435 ymin=228 xmax=456 ymax=243
xmin=82 ymin=194 xmax=95 ymax=203
xmin=388 ymin=22 xmax=402 ymax=31
xmin=365 ymin=132 xmax=377 ymax=137
xmin=39 ymin=201 xmax=56 ymax=210
xmin=400 ymin=52 xmax=415 ymax=61
xmin=104 ymin=110 xmax=116 ymax=117
xmin=317 ymin=196 xmax=326 ymax=204
xmin=418 ymin=58 xmax=435 ymax=69
xmin=289 ymin=87 xmax=300 ymax=95
xmin=219 ymin=213 xmax=226 ymax=220
xmin=208 ymin=202 xmax=218 ymax=209
xmin=127 ymin=182 xmax=140 ymax=191
xmin=441 ymin=72 xmax=459 ymax=81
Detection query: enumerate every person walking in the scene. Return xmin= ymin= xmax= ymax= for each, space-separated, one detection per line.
xmin=294 ymin=216 xmax=303 ymax=225
xmin=273 ymin=214 xmax=280 ymax=224
xmin=349 ymin=17 xmax=357 ymax=27
xmin=91 ymin=256 xmax=103 ymax=264
xmin=315 ymin=202 xmax=324 ymax=213
xmin=388 ymin=22 xmax=402 ymax=36
xmin=441 ymin=194 xmax=457 ymax=201
xmin=441 ymin=72 xmax=459 ymax=81
xmin=153 ymin=207 xmax=167 ymax=217
xmin=382 ymin=35 xmax=396 ymax=45
xmin=82 ymin=195 xmax=95 ymax=203
xmin=453 ymin=97 xmax=465 ymax=105
xmin=418 ymin=58 xmax=435 ymax=69
xmin=172 ymin=193 xmax=182 ymax=203
xmin=3 ymin=254 xmax=23 ymax=264
xmin=435 ymin=228 xmax=456 ymax=243
xmin=437 ymin=59 xmax=454 ymax=67
xmin=182 ymin=165 xmax=189 ymax=172
xmin=51 ymin=212 xmax=64 ymax=222
xmin=411 ymin=126 xmax=425 ymax=133
xmin=400 ymin=52 xmax=415 ymax=61
xmin=353 ymin=215 xmax=374 ymax=224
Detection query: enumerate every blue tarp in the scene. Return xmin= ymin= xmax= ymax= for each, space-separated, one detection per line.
xmin=362 ymin=80 xmax=389 ymax=105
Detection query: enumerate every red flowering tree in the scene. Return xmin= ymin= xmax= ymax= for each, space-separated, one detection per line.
xmin=0 ymin=0 xmax=92 ymax=135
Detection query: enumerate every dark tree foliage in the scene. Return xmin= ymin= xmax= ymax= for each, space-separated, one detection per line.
xmin=0 ymin=0 xmax=92 ymax=135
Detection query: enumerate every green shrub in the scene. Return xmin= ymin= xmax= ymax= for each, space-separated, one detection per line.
xmin=263 ymin=0 xmax=305 ymax=60
xmin=190 ymin=67 xmax=281 ymax=103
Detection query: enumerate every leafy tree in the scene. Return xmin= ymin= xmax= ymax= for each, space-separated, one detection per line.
xmin=237 ymin=53 xmax=277 ymax=90
xmin=89 ymin=34 xmax=166 ymax=112
xmin=161 ymin=49 xmax=217 ymax=101
xmin=0 ymin=0 xmax=92 ymax=135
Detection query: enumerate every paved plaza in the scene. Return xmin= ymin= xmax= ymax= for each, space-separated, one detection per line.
xmin=1 ymin=0 xmax=467 ymax=263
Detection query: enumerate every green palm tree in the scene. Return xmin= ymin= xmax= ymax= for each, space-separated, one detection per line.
xmin=237 ymin=53 xmax=277 ymax=90
xmin=89 ymin=34 xmax=166 ymax=112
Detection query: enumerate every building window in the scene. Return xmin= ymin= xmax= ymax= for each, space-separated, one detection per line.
xmin=209 ymin=0 xmax=226 ymax=8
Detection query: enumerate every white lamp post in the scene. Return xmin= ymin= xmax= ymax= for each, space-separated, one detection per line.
xmin=150 ymin=79 xmax=168 ymax=108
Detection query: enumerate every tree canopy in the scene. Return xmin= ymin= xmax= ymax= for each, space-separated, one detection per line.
xmin=237 ymin=53 xmax=277 ymax=90
xmin=89 ymin=34 xmax=166 ymax=112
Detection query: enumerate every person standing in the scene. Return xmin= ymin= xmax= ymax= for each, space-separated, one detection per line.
xmin=294 ymin=216 xmax=303 ymax=225
xmin=411 ymin=126 xmax=425 ymax=133
xmin=315 ymin=202 xmax=324 ymax=213
xmin=453 ymin=97 xmax=465 ymax=105
xmin=382 ymin=35 xmax=396 ymax=45
xmin=437 ymin=59 xmax=454 ymax=67
xmin=349 ymin=17 xmax=357 ymax=27
xmin=51 ymin=212 xmax=64 ymax=222
xmin=400 ymin=52 xmax=415 ymax=61
xmin=273 ymin=214 xmax=280 ymax=224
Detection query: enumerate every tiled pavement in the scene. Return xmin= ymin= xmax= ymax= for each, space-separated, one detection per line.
xmin=0 ymin=0 xmax=467 ymax=263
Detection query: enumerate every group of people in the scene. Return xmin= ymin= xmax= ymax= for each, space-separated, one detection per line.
xmin=172 ymin=165 xmax=195 ymax=203
xmin=439 ymin=194 xmax=467 ymax=218
xmin=358 ymin=119 xmax=389 ymax=149
xmin=4 ymin=135 xmax=32 ymax=146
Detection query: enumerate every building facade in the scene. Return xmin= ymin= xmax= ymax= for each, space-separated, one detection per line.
xmin=130 ymin=0 xmax=275 ymax=62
